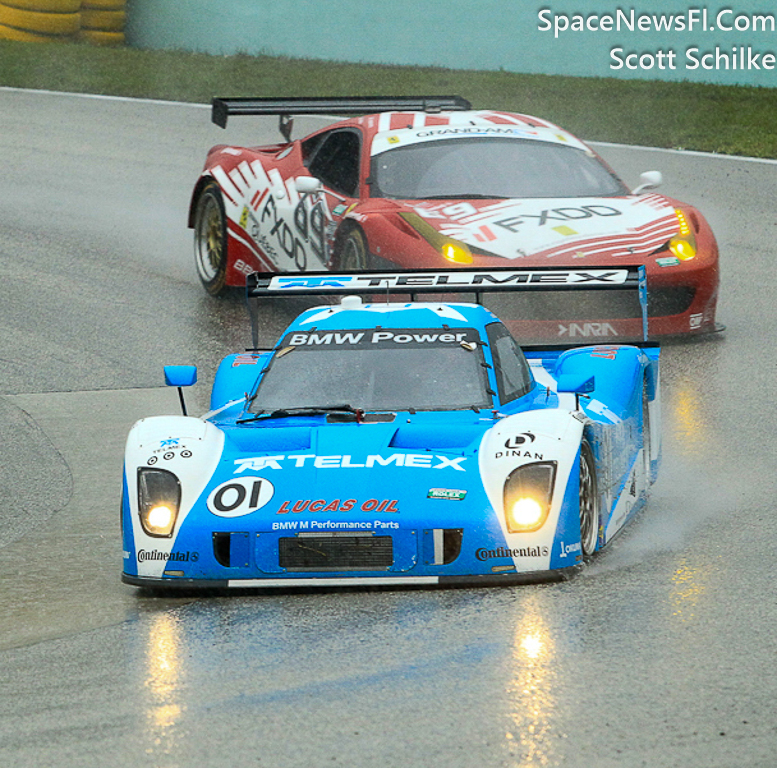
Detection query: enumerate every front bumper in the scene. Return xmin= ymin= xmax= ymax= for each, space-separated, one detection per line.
xmin=122 ymin=566 xmax=577 ymax=591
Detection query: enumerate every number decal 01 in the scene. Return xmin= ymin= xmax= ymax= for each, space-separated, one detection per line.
xmin=207 ymin=477 xmax=275 ymax=517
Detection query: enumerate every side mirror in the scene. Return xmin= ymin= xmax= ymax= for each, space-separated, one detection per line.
xmin=556 ymin=372 xmax=595 ymax=412
xmin=556 ymin=373 xmax=595 ymax=395
xmin=632 ymin=170 xmax=663 ymax=195
xmin=164 ymin=365 xmax=197 ymax=387
xmin=295 ymin=176 xmax=323 ymax=196
xmin=164 ymin=365 xmax=197 ymax=416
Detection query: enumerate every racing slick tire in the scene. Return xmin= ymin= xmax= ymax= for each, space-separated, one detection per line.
xmin=193 ymin=181 xmax=229 ymax=296
xmin=2 ymin=0 xmax=80 ymax=11
xmin=80 ymin=7 xmax=124 ymax=30
xmin=0 ymin=20 xmax=54 ymax=39
xmin=78 ymin=27 xmax=123 ymax=44
xmin=82 ymin=0 xmax=125 ymax=9
xmin=579 ymin=438 xmax=600 ymax=557
xmin=0 ymin=4 xmax=80 ymax=34
xmin=337 ymin=227 xmax=371 ymax=270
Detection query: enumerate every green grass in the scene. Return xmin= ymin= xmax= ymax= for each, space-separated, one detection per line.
xmin=2 ymin=39 xmax=777 ymax=157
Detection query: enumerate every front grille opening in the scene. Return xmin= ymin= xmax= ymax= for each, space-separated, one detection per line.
xmin=213 ymin=532 xmax=249 ymax=567
xmin=279 ymin=534 xmax=393 ymax=571
xmin=442 ymin=529 xmax=463 ymax=564
xmin=213 ymin=533 xmax=231 ymax=566
xmin=648 ymin=286 xmax=696 ymax=316
xmin=426 ymin=528 xmax=463 ymax=565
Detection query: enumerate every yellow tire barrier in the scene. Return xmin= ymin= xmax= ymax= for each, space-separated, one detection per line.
xmin=0 ymin=3 xmax=80 ymax=34
xmin=0 ymin=19 xmax=60 ymax=40
xmin=2 ymin=0 xmax=80 ymax=11
xmin=82 ymin=0 xmax=125 ymax=10
xmin=78 ymin=27 xmax=123 ymax=45
xmin=81 ymin=8 xmax=124 ymax=31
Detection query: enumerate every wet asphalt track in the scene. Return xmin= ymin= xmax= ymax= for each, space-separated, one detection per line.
xmin=1 ymin=89 xmax=777 ymax=767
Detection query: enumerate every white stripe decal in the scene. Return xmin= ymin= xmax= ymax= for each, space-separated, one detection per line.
xmin=267 ymin=167 xmax=285 ymax=193
xmin=229 ymin=167 xmax=250 ymax=196
xmin=227 ymin=228 xmax=276 ymax=271
xmin=211 ymin=165 xmax=241 ymax=205
xmin=237 ymin=160 xmax=256 ymax=186
xmin=378 ymin=112 xmax=394 ymax=132
xmin=433 ymin=528 xmax=444 ymax=565
xmin=249 ymin=159 xmax=272 ymax=187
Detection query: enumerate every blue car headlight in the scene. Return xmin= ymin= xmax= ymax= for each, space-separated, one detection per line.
xmin=137 ymin=467 xmax=181 ymax=538
xmin=503 ymin=462 xmax=557 ymax=533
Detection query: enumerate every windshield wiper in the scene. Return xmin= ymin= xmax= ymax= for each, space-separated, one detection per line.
xmin=237 ymin=404 xmax=364 ymax=424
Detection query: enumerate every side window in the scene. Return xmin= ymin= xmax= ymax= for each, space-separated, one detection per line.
xmin=486 ymin=322 xmax=534 ymax=404
xmin=301 ymin=133 xmax=326 ymax=162
xmin=305 ymin=129 xmax=361 ymax=197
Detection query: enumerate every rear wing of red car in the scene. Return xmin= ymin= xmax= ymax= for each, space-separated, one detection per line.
xmin=212 ymin=96 xmax=472 ymax=127
xmin=212 ymin=96 xmax=472 ymax=141
xmin=244 ymin=266 xmax=649 ymax=349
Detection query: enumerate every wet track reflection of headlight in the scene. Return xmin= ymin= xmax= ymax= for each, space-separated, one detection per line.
xmin=519 ymin=633 xmax=545 ymax=660
xmin=669 ymin=384 xmax=709 ymax=455
xmin=144 ymin=613 xmax=185 ymax=749
xmin=505 ymin=599 xmax=557 ymax=765
xmin=669 ymin=559 xmax=710 ymax=623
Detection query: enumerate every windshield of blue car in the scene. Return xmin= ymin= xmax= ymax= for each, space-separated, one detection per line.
xmin=249 ymin=327 xmax=493 ymax=414
xmin=370 ymin=137 xmax=628 ymax=199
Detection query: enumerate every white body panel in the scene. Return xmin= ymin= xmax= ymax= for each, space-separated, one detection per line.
xmin=124 ymin=416 xmax=225 ymax=578
xmin=478 ymin=410 xmax=585 ymax=572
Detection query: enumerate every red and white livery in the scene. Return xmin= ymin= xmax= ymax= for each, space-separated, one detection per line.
xmin=189 ymin=97 xmax=720 ymax=341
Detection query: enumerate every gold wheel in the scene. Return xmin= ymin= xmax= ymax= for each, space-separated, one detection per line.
xmin=193 ymin=183 xmax=229 ymax=296
xmin=338 ymin=228 xmax=369 ymax=270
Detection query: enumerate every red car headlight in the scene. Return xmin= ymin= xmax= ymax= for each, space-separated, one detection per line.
xmin=397 ymin=212 xmax=474 ymax=265
xmin=667 ymin=209 xmax=697 ymax=261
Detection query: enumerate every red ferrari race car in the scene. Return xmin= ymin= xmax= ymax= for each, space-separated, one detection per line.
xmin=189 ymin=96 xmax=720 ymax=341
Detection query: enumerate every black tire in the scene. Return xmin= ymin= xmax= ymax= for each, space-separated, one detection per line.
xmin=337 ymin=228 xmax=370 ymax=270
xmin=193 ymin=182 xmax=228 ymax=296
xmin=579 ymin=439 xmax=600 ymax=557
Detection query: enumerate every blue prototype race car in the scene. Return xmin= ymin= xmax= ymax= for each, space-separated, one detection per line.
xmin=121 ymin=266 xmax=660 ymax=589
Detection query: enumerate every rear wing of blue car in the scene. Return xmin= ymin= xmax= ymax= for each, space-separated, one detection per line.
xmin=245 ymin=266 xmax=649 ymax=349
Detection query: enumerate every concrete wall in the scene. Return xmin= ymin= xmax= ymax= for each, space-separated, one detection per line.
xmin=125 ymin=1 xmax=777 ymax=88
